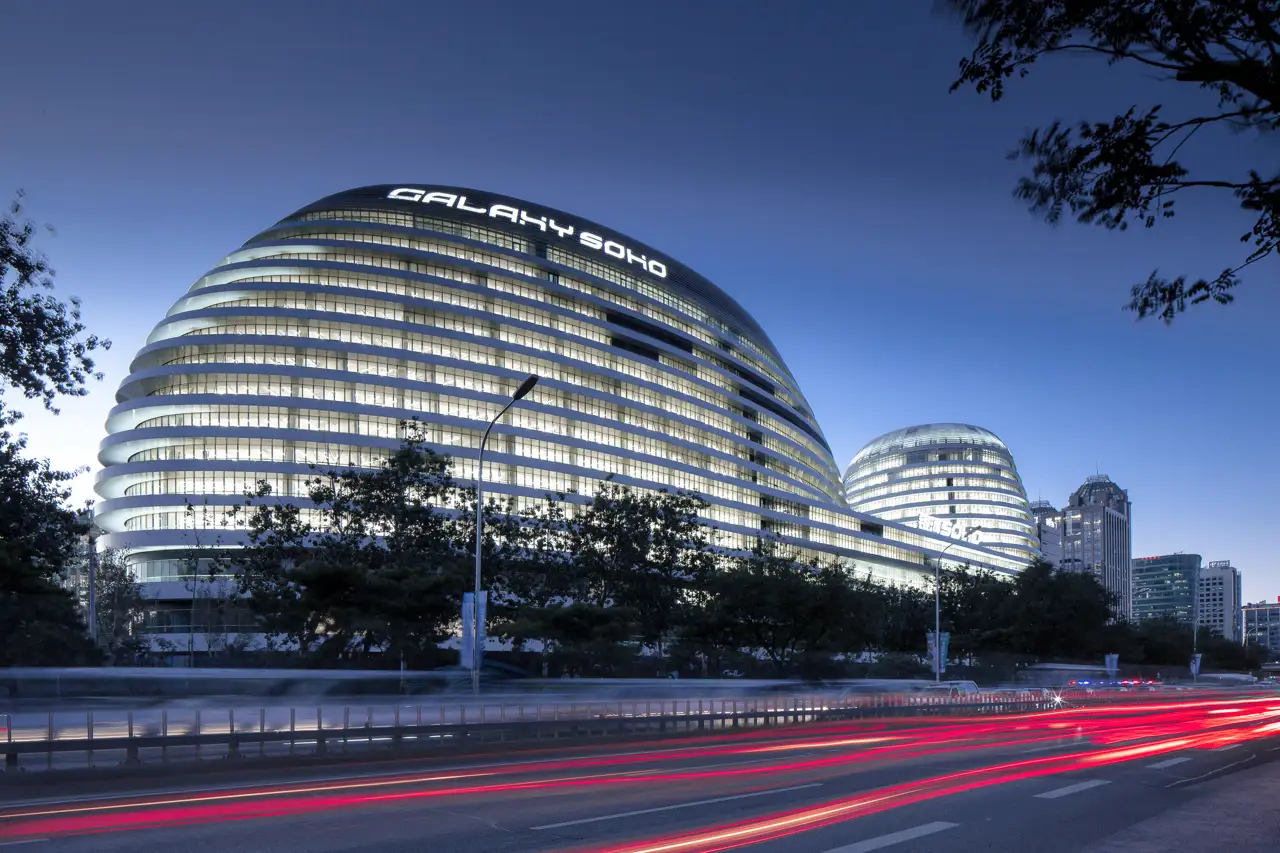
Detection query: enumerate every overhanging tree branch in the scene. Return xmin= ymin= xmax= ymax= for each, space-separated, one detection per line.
xmin=946 ymin=0 xmax=1278 ymax=322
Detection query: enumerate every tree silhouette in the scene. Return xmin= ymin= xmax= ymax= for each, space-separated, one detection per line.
xmin=948 ymin=0 xmax=1278 ymax=322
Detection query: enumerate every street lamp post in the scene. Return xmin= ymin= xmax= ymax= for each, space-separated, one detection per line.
xmin=933 ymin=526 xmax=984 ymax=683
xmin=472 ymin=374 xmax=539 ymax=695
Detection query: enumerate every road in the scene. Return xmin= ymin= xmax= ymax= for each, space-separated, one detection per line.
xmin=2 ymin=692 xmax=1279 ymax=852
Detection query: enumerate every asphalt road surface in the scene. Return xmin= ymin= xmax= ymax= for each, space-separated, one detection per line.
xmin=3 ymin=693 xmax=1279 ymax=853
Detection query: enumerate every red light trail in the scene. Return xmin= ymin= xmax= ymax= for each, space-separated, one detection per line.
xmin=1 ymin=693 xmax=1276 ymax=846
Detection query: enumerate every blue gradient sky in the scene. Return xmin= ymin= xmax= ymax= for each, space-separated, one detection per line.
xmin=2 ymin=1 xmax=1276 ymax=598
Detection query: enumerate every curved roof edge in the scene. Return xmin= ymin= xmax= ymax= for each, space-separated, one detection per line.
xmin=847 ymin=423 xmax=1010 ymax=469
xmin=276 ymin=184 xmax=787 ymax=369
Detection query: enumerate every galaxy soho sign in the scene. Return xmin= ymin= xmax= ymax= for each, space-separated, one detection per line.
xmin=386 ymin=188 xmax=669 ymax=279
xmin=918 ymin=513 xmax=985 ymax=546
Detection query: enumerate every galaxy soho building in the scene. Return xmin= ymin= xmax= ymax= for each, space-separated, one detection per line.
xmin=95 ymin=185 xmax=1027 ymax=631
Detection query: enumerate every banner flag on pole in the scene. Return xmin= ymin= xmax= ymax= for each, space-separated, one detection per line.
xmin=926 ymin=631 xmax=950 ymax=675
xmin=461 ymin=592 xmax=474 ymax=669
xmin=476 ymin=590 xmax=488 ymax=670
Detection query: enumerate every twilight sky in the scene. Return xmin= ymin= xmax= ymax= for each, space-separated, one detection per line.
xmin=2 ymin=1 xmax=1276 ymax=598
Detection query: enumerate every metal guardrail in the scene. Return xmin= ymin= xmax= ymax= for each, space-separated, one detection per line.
xmin=2 ymin=691 xmax=1062 ymax=772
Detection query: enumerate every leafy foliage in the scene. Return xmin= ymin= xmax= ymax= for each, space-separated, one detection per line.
xmin=564 ymin=482 xmax=714 ymax=656
xmin=93 ymin=548 xmax=147 ymax=665
xmin=196 ymin=430 xmax=1260 ymax=678
xmin=0 ymin=425 xmax=100 ymax=665
xmin=0 ymin=193 xmax=109 ymax=415
xmin=0 ymin=193 xmax=109 ymax=665
xmin=229 ymin=422 xmax=466 ymax=668
xmin=948 ymin=0 xmax=1279 ymax=321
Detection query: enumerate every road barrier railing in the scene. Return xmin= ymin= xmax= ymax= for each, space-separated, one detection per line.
xmin=0 ymin=690 xmax=1096 ymax=772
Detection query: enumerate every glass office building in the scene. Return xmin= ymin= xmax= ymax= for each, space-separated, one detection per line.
xmin=1243 ymin=601 xmax=1280 ymax=654
xmin=842 ymin=424 xmax=1038 ymax=564
xmin=1063 ymin=475 xmax=1133 ymax=621
xmin=1131 ymin=553 xmax=1201 ymax=625
xmin=95 ymin=185 xmax=1026 ymax=627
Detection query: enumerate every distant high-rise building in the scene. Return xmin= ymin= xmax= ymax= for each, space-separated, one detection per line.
xmin=1243 ymin=600 xmax=1280 ymax=654
xmin=1062 ymin=475 xmax=1133 ymax=620
xmin=61 ymin=507 xmax=100 ymax=616
xmin=1132 ymin=553 xmax=1201 ymax=625
xmin=1198 ymin=560 xmax=1242 ymax=642
xmin=1030 ymin=500 xmax=1064 ymax=567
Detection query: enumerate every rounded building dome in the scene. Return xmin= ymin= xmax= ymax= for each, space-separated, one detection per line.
xmin=843 ymin=423 xmax=1037 ymax=564
xmin=849 ymin=423 xmax=1009 ymax=467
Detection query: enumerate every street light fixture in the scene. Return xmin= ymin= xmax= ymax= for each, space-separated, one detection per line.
xmin=472 ymin=374 xmax=539 ymax=695
xmin=933 ymin=525 xmax=985 ymax=683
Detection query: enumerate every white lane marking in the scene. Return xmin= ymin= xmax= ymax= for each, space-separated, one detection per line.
xmin=0 ymin=841 xmax=52 ymax=847
xmin=1034 ymin=779 xmax=1112 ymax=799
xmin=821 ymin=821 xmax=960 ymax=853
xmin=530 ymin=783 xmax=823 ymax=830
xmin=1212 ymin=743 xmax=1242 ymax=752
xmin=1148 ymin=756 xmax=1193 ymax=769
xmin=1166 ymin=755 xmax=1256 ymax=788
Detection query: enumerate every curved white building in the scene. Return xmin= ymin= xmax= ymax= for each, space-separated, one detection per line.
xmin=843 ymin=423 xmax=1038 ymax=564
xmin=95 ymin=186 xmax=1027 ymax=632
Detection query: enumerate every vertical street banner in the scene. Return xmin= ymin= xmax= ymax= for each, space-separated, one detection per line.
xmin=476 ymin=590 xmax=488 ymax=670
xmin=460 ymin=592 xmax=474 ymax=669
xmin=460 ymin=591 xmax=489 ymax=670
xmin=1190 ymin=653 xmax=1202 ymax=677
xmin=927 ymin=631 xmax=950 ymax=675
xmin=1104 ymin=654 xmax=1119 ymax=678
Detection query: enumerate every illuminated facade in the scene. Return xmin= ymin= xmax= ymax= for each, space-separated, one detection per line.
xmin=842 ymin=424 xmax=1038 ymax=564
xmin=95 ymin=185 xmax=1026 ymax=630
xmin=1063 ymin=475 xmax=1133 ymax=621
xmin=1031 ymin=500 xmax=1064 ymax=568
xmin=1131 ymin=553 xmax=1200 ymax=625
xmin=1198 ymin=560 xmax=1242 ymax=642
xmin=1243 ymin=601 xmax=1280 ymax=653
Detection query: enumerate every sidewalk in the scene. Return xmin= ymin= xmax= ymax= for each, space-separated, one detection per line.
xmin=1088 ymin=758 xmax=1280 ymax=852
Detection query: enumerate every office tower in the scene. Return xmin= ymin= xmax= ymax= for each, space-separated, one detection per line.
xmin=1132 ymin=553 xmax=1201 ymax=624
xmin=1030 ymin=500 xmax=1064 ymax=567
xmin=1062 ymin=475 xmax=1132 ymax=619
xmin=1198 ymin=560 xmax=1242 ymax=641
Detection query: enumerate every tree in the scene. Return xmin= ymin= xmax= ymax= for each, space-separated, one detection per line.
xmin=1128 ymin=617 xmax=1196 ymax=666
xmin=702 ymin=539 xmax=822 ymax=670
xmin=93 ymin=548 xmax=147 ymax=665
xmin=566 ymin=482 xmax=715 ymax=658
xmin=0 ymin=429 xmax=100 ymax=665
xmin=935 ymin=561 xmax=1016 ymax=658
xmin=948 ymin=0 xmax=1278 ymax=322
xmin=507 ymin=602 xmax=639 ymax=676
xmin=230 ymin=422 xmax=466 ymax=667
xmin=996 ymin=559 xmax=1115 ymax=659
xmin=875 ymin=581 xmax=934 ymax=654
xmin=0 ymin=193 xmax=111 ymax=665
xmin=697 ymin=538 xmax=876 ymax=674
xmin=1 ymin=193 xmax=110 ymax=414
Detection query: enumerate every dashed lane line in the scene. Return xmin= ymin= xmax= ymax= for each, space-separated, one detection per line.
xmin=530 ymin=782 xmax=824 ymax=830
xmin=820 ymin=822 xmax=960 ymax=853
xmin=1148 ymin=756 xmax=1193 ymax=769
xmin=1034 ymin=779 xmax=1112 ymax=799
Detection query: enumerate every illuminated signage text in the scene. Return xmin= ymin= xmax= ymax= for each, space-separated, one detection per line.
xmin=386 ymin=188 xmax=668 ymax=279
xmin=917 ymin=513 xmax=985 ymax=546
